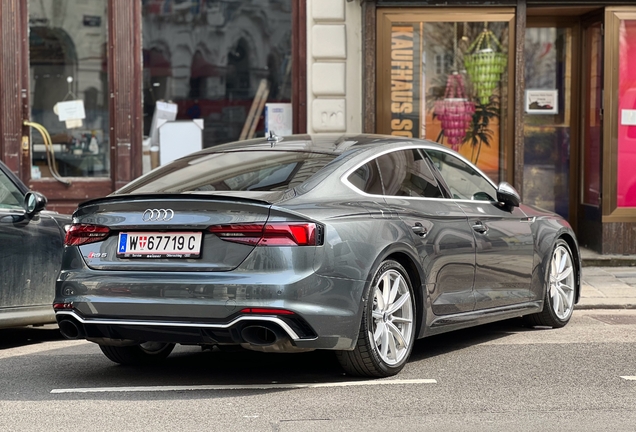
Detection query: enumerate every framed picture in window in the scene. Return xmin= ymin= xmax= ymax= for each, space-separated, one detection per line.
xmin=525 ymin=89 xmax=558 ymax=114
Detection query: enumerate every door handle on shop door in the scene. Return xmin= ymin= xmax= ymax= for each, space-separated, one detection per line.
xmin=412 ymin=223 xmax=428 ymax=237
xmin=472 ymin=222 xmax=488 ymax=234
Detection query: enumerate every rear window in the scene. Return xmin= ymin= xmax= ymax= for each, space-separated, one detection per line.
xmin=117 ymin=151 xmax=338 ymax=194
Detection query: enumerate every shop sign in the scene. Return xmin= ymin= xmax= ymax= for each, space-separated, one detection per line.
xmin=390 ymin=25 xmax=420 ymax=138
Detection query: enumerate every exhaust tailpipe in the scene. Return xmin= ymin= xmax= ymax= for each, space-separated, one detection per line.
xmin=240 ymin=325 xmax=283 ymax=346
xmin=58 ymin=318 xmax=85 ymax=340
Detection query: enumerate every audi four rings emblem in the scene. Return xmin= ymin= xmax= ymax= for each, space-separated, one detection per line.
xmin=142 ymin=209 xmax=174 ymax=222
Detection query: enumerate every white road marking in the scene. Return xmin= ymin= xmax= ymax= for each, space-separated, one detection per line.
xmin=0 ymin=340 xmax=89 ymax=360
xmin=50 ymin=378 xmax=437 ymax=394
xmin=620 ymin=376 xmax=636 ymax=381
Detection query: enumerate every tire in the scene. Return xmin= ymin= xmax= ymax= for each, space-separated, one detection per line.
xmin=524 ymin=239 xmax=576 ymax=328
xmin=337 ymin=260 xmax=417 ymax=377
xmin=99 ymin=342 xmax=175 ymax=365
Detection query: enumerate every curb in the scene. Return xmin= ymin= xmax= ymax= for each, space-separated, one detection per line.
xmin=575 ymin=303 xmax=636 ymax=310
xmin=582 ymin=259 xmax=636 ymax=268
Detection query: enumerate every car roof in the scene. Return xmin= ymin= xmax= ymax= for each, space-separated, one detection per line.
xmin=183 ymin=134 xmax=448 ymax=157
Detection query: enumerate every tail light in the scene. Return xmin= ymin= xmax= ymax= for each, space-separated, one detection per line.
xmin=65 ymin=224 xmax=111 ymax=246
xmin=209 ymin=222 xmax=317 ymax=246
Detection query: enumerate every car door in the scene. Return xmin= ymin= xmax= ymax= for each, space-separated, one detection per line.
xmin=425 ymin=149 xmax=535 ymax=310
xmin=0 ymin=164 xmax=65 ymax=324
xmin=376 ymin=148 xmax=477 ymax=315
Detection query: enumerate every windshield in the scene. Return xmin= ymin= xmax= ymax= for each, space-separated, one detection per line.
xmin=116 ymin=151 xmax=338 ymax=194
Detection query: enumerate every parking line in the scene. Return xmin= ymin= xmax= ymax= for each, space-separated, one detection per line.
xmin=50 ymin=378 xmax=437 ymax=394
xmin=621 ymin=376 xmax=636 ymax=381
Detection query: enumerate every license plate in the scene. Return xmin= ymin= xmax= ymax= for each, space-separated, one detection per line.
xmin=117 ymin=232 xmax=202 ymax=258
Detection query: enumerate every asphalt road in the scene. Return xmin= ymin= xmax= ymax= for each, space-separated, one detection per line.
xmin=1 ymin=310 xmax=635 ymax=432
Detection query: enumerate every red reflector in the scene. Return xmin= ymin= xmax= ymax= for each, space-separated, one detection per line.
xmin=64 ymin=224 xmax=111 ymax=246
xmin=53 ymin=303 xmax=73 ymax=310
xmin=209 ymin=222 xmax=317 ymax=246
xmin=240 ymin=308 xmax=295 ymax=315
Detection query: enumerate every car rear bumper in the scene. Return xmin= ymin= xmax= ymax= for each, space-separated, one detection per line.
xmin=55 ymin=269 xmax=367 ymax=350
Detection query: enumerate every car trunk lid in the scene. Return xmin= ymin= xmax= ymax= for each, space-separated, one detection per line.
xmin=72 ymin=194 xmax=276 ymax=272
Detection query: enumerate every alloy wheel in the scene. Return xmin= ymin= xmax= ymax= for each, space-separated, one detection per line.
xmin=549 ymin=245 xmax=575 ymax=321
xmin=371 ymin=269 xmax=414 ymax=365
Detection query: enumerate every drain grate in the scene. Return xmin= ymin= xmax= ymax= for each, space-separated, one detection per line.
xmin=589 ymin=314 xmax=636 ymax=325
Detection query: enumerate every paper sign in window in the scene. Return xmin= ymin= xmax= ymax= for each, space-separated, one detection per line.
xmin=55 ymin=100 xmax=86 ymax=121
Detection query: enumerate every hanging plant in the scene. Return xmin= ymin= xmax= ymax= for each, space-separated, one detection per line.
xmin=433 ymin=73 xmax=475 ymax=151
xmin=464 ymin=28 xmax=507 ymax=105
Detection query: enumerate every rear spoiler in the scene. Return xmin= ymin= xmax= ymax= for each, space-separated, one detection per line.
xmin=76 ymin=192 xmax=280 ymax=212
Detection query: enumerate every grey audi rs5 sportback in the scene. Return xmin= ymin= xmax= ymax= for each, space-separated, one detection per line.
xmin=54 ymin=134 xmax=580 ymax=377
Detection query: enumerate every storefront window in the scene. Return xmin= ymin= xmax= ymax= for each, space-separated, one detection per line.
xmin=28 ymin=0 xmax=110 ymax=179
xmin=141 ymin=0 xmax=293 ymax=149
xmin=378 ymin=12 xmax=513 ymax=183
xmin=617 ymin=19 xmax=636 ymax=207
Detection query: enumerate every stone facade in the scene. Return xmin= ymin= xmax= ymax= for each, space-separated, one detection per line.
xmin=306 ymin=0 xmax=362 ymax=133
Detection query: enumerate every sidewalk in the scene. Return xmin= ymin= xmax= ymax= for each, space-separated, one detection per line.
xmin=577 ymin=247 xmax=636 ymax=309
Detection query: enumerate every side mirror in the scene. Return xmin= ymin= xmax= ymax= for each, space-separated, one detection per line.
xmin=496 ymin=182 xmax=520 ymax=207
xmin=24 ymin=191 xmax=47 ymax=216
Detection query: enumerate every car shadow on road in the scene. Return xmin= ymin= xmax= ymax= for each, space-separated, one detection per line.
xmin=53 ymin=318 xmax=536 ymax=389
xmin=0 ymin=318 xmax=559 ymax=402
xmin=408 ymin=317 xmax=541 ymax=362
xmin=0 ymin=325 xmax=63 ymax=350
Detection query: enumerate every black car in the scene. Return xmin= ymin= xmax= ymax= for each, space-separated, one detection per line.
xmin=0 ymin=161 xmax=70 ymax=328
xmin=54 ymin=134 xmax=580 ymax=377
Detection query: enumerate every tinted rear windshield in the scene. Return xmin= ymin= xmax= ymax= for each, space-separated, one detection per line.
xmin=116 ymin=151 xmax=339 ymax=194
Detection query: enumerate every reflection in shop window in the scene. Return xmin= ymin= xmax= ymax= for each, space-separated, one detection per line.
xmin=142 ymin=0 xmax=293 ymax=152
xmin=28 ymin=0 xmax=110 ymax=179
xmin=385 ymin=20 xmax=510 ymax=183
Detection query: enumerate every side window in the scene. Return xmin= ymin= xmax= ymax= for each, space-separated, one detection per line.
xmin=0 ymin=170 xmax=24 ymax=209
xmin=347 ymin=160 xmax=384 ymax=195
xmin=376 ymin=149 xmax=444 ymax=198
xmin=425 ymin=149 xmax=497 ymax=201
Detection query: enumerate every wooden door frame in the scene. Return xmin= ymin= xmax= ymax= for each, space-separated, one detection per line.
xmin=525 ymin=16 xmax=582 ymax=231
xmin=9 ymin=0 xmax=141 ymax=214
xmin=601 ymin=7 xmax=636 ymax=222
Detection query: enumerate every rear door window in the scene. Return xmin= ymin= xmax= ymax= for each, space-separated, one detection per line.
xmin=376 ymin=149 xmax=444 ymax=198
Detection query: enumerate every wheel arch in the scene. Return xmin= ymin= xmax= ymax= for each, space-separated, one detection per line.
xmin=381 ymin=248 xmax=426 ymax=340
xmin=369 ymin=243 xmax=426 ymax=339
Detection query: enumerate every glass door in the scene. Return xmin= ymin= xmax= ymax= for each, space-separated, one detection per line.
xmin=523 ymin=19 xmax=579 ymax=222
xmin=28 ymin=0 xmax=110 ymax=180
xmin=24 ymin=0 xmax=114 ymax=213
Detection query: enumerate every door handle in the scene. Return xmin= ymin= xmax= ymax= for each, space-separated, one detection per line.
xmin=472 ymin=222 xmax=488 ymax=234
xmin=412 ymin=223 xmax=428 ymax=237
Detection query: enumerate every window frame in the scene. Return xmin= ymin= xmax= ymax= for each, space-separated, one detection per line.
xmin=342 ymin=144 xmax=499 ymax=202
